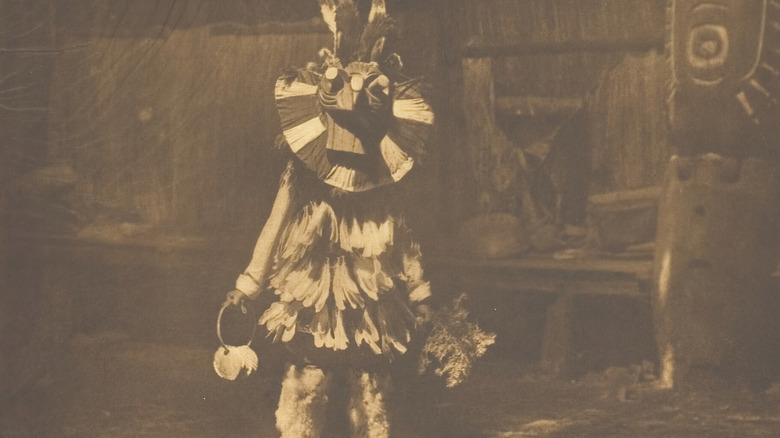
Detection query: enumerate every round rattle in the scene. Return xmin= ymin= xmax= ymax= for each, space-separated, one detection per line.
xmin=213 ymin=302 xmax=259 ymax=380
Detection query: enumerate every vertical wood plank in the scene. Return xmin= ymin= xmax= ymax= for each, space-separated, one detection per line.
xmin=461 ymin=57 xmax=510 ymax=214
xmin=540 ymin=293 xmax=575 ymax=376
xmin=588 ymin=50 xmax=670 ymax=193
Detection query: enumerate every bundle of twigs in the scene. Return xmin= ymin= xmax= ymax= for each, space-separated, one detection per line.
xmin=418 ymin=294 xmax=496 ymax=388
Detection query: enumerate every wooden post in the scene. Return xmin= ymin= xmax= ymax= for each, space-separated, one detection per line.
xmin=654 ymin=156 xmax=780 ymax=387
xmin=461 ymin=57 xmax=540 ymax=226
xmin=654 ymin=0 xmax=780 ymax=388
xmin=461 ymin=57 xmax=502 ymax=213
xmin=540 ymin=293 xmax=575 ymax=377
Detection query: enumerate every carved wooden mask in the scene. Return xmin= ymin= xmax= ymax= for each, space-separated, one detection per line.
xmin=274 ymin=0 xmax=433 ymax=192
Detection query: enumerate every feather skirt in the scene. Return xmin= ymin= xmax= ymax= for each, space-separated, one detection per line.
xmin=259 ymin=195 xmax=428 ymax=358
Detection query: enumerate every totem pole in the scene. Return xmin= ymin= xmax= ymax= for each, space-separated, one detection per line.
xmin=654 ymin=0 xmax=780 ymax=387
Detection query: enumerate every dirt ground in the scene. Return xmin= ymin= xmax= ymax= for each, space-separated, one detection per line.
xmin=3 ymin=333 xmax=780 ymax=438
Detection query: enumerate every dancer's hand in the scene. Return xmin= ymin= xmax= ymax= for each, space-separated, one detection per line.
xmin=415 ymin=304 xmax=433 ymax=329
xmin=224 ymin=289 xmax=249 ymax=313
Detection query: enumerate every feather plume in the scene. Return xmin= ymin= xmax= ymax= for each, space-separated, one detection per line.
xmin=282 ymin=303 xmax=302 ymax=328
xmin=260 ymin=301 xmax=302 ymax=345
xmin=357 ymin=14 xmax=397 ymax=62
xmin=260 ymin=302 xmax=299 ymax=328
xmin=340 ymin=216 xmax=393 ymax=256
xmin=324 ymin=312 xmax=335 ymax=349
xmin=334 ymin=0 xmax=362 ymax=61
xmin=302 ymin=259 xmax=330 ymax=311
xmin=288 ymin=260 xmax=317 ymax=302
xmin=259 ymin=302 xmax=285 ymax=329
xmin=333 ymin=256 xmax=364 ymax=309
xmin=377 ymin=218 xmax=394 ymax=252
xmin=312 ymin=308 xmax=331 ymax=348
xmin=277 ymin=204 xmax=312 ymax=262
xmin=282 ymin=323 xmax=297 ymax=342
xmin=333 ymin=311 xmax=349 ymax=350
xmin=360 ymin=220 xmax=381 ymax=257
xmin=355 ymin=309 xmax=381 ymax=354
xmin=270 ymin=254 xmax=307 ymax=295
xmin=354 ymin=256 xmax=379 ymax=300
xmin=374 ymin=257 xmax=395 ymax=292
xmin=352 ymin=216 xmax=362 ymax=245
xmin=279 ymin=202 xmax=334 ymax=262
xmin=339 ymin=217 xmax=352 ymax=250
xmin=368 ymin=0 xmax=387 ymax=22
xmin=318 ymin=0 xmax=338 ymax=35
xmin=331 ymin=257 xmax=347 ymax=310
xmin=408 ymin=281 xmax=432 ymax=303
xmin=315 ymin=259 xmax=332 ymax=312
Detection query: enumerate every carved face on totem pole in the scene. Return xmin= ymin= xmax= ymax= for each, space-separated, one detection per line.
xmin=667 ymin=0 xmax=780 ymax=157
xmin=274 ymin=0 xmax=434 ymax=192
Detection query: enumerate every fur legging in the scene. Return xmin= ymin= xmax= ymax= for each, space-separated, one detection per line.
xmin=275 ymin=364 xmax=392 ymax=438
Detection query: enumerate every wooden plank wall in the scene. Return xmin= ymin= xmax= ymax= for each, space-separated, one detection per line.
xmin=48 ymin=28 xmax=331 ymax=235
xmin=0 ymin=0 xmax=59 ymax=401
xmin=0 ymin=0 xmax=57 ymax=183
xmin=451 ymin=0 xmax=663 ymax=46
xmin=588 ymin=50 xmax=670 ymax=194
xmin=43 ymin=1 xmax=441 ymax=242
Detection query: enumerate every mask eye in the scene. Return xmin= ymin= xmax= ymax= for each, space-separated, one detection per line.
xmin=351 ymin=73 xmax=385 ymax=95
xmin=321 ymin=67 xmax=345 ymax=94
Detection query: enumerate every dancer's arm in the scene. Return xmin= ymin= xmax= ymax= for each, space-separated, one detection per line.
xmin=225 ymin=161 xmax=297 ymax=305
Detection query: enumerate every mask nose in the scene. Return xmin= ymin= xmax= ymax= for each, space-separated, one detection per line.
xmin=350 ymin=75 xmax=365 ymax=92
xmin=349 ymin=74 xmax=389 ymax=95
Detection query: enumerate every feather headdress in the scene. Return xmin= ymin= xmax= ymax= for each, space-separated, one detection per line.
xmin=318 ymin=0 xmax=398 ymax=67
xmin=274 ymin=0 xmax=433 ymax=192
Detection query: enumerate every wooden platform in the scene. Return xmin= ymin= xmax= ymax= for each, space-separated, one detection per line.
xmin=425 ymin=254 xmax=654 ymax=375
xmin=426 ymin=254 xmax=653 ymax=298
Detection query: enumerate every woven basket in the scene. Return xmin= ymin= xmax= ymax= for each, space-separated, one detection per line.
xmin=458 ymin=214 xmax=530 ymax=259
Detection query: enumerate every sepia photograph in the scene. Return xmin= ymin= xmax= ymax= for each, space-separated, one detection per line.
xmin=2 ymin=0 xmax=780 ymax=436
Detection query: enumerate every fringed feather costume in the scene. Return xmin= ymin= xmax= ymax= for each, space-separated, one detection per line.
xmin=229 ymin=1 xmax=434 ymax=436
xmin=251 ymin=164 xmax=432 ymax=361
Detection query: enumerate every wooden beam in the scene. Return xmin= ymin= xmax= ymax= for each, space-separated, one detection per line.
xmin=461 ymin=37 xmax=664 ymax=58
xmin=428 ymin=254 xmax=654 ymax=278
xmin=495 ymin=96 xmax=584 ymax=118
xmin=210 ymin=21 xmax=330 ymax=36
xmin=425 ymin=255 xmax=653 ymax=299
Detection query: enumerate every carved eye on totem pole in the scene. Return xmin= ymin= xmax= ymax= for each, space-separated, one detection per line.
xmin=274 ymin=0 xmax=434 ymax=192
xmin=668 ymin=0 xmax=780 ymax=157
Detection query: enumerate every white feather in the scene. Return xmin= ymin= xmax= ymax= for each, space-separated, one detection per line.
xmin=318 ymin=0 xmax=338 ymax=35
xmin=236 ymin=345 xmax=259 ymax=376
xmin=369 ymin=0 xmax=387 ymax=22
